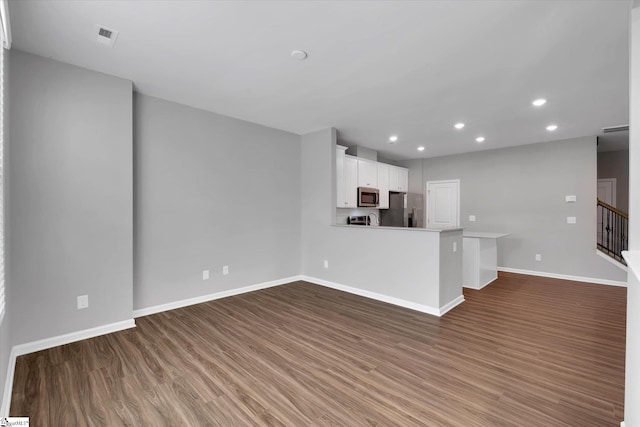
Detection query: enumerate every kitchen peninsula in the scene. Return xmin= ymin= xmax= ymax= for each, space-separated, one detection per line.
xmin=329 ymin=221 xmax=465 ymax=316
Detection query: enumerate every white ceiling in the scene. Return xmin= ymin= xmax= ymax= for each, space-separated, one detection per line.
xmin=8 ymin=0 xmax=630 ymax=160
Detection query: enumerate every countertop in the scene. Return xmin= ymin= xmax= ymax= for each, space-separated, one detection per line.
xmin=333 ymin=224 xmax=463 ymax=233
xmin=463 ymin=232 xmax=510 ymax=239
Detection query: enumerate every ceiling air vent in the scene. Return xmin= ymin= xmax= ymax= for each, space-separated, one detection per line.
xmin=95 ymin=25 xmax=119 ymax=48
xmin=602 ymin=124 xmax=629 ymax=133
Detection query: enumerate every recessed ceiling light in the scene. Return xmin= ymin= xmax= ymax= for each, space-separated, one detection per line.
xmin=532 ymin=98 xmax=547 ymax=107
xmin=454 ymin=122 xmax=465 ymax=129
xmin=290 ymin=50 xmax=308 ymax=60
xmin=417 ymin=146 xmax=425 ymax=151
xmin=475 ymin=136 xmax=485 ymax=143
xmin=546 ymin=124 xmax=558 ymax=131
xmin=389 ymin=135 xmax=398 ymax=143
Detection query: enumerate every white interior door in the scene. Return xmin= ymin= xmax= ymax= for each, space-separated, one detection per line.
xmin=597 ymin=178 xmax=617 ymax=245
xmin=597 ymin=178 xmax=616 ymax=206
xmin=426 ymin=180 xmax=460 ymax=228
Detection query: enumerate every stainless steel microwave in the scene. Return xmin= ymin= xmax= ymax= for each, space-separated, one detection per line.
xmin=358 ymin=187 xmax=380 ymax=207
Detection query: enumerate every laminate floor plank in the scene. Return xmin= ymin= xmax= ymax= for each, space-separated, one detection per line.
xmin=10 ymin=272 xmax=626 ymax=425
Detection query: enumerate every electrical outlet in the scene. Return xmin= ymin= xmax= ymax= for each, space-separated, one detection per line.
xmin=77 ymin=295 xmax=89 ymax=310
xmin=469 ymin=215 xmax=476 ymax=222
xmin=567 ymin=216 xmax=577 ymax=224
xmin=453 ymin=242 xmax=457 ymax=252
xmin=535 ymin=254 xmax=542 ymax=262
xmin=223 ymin=265 xmax=229 ymax=275
xmin=202 ymin=270 xmax=210 ymax=280
xmin=323 ymin=260 xmax=329 ymax=269
xmin=565 ymin=195 xmax=577 ymax=203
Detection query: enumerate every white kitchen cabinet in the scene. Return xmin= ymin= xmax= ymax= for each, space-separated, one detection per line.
xmin=397 ymin=167 xmax=408 ymax=192
xmin=377 ymin=163 xmax=390 ymax=209
xmin=336 ymin=146 xmax=358 ymax=208
xmin=336 ymin=146 xmax=346 ymax=208
xmin=389 ymin=166 xmax=409 ymax=192
xmin=357 ymin=159 xmax=378 ymax=188
xmin=344 ymin=156 xmax=358 ymax=208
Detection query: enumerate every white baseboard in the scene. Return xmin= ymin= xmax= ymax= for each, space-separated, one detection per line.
xmin=463 ymin=276 xmax=498 ymax=291
xmin=439 ymin=295 xmax=465 ymax=315
xmin=1 ymin=318 xmax=136 ymax=417
xmin=133 ymin=275 xmax=302 ymax=318
xmin=497 ymin=266 xmax=627 ymax=287
xmin=1 ymin=346 xmax=17 ymax=417
xmin=300 ymin=275 xmax=463 ymax=317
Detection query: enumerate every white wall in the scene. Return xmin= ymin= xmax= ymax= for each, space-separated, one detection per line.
xmin=8 ymin=50 xmax=134 ymax=344
xmin=420 ymin=137 xmax=626 ymax=283
xmin=133 ymin=94 xmax=301 ymax=310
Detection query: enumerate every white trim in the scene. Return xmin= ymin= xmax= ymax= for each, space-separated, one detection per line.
xmin=300 ymin=275 xmax=464 ymax=317
xmin=133 ymin=275 xmax=301 ymax=318
xmin=12 ymin=319 xmax=136 ymax=357
xmin=620 ymin=421 xmax=625 ymax=427
xmin=1 ymin=318 xmax=135 ymax=416
xmin=497 ymin=266 xmax=627 ymax=287
xmin=596 ymin=249 xmax=628 ymax=272
xmin=465 ymin=276 xmax=498 ymax=291
xmin=0 ymin=346 xmax=16 ymax=417
xmin=439 ymin=295 xmax=465 ymax=316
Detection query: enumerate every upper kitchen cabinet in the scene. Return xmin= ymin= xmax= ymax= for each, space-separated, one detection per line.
xmin=398 ymin=167 xmax=408 ymax=192
xmin=345 ymin=157 xmax=358 ymax=207
xmin=336 ymin=146 xmax=346 ymax=207
xmin=377 ymin=163 xmax=390 ymax=209
xmin=357 ymin=159 xmax=378 ymax=188
xmin=336 ymin=146 xmax=358 ymax=208
xmin=389 ymin=165 xmax=409 ymax=192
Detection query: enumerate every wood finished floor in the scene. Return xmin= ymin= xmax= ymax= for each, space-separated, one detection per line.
xmin=11 ymin=272 xmax=626 ymax=426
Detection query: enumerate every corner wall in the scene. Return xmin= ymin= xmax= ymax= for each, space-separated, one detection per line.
xmin=133 ymin=94 xmax=301 ymax=311
xmin=8 ymin=50 xmax=134 ymax=345
xmin=420 ymin=136 xmax=626 ymax=282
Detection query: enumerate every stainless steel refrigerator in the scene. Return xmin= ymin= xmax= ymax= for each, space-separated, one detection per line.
xmin=380 ymin=192 xmax=407 ymax=227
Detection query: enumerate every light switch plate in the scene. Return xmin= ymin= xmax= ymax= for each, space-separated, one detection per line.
xmin=469 ymin=215 xmax=476 ymax=222
xmin=565 ymin=195 xmax=577 ymax=203
xmin=567 ymin=216 xmax=577 ymax=224
xmin=323 ymin=260 xmax=329 ymax=269
xmin=223 ymin=265 xmax=229 ymax=275
xmin=202 ymin=270 xmax=210 ymax=280
xmin=535 ymin=254 xmax=542 ymax=261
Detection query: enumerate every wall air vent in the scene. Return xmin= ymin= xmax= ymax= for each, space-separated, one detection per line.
xmin=602 ymin=124 xmax=629 ymax=133
xmin=95 ymin=25 xmax=119 ymax=48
